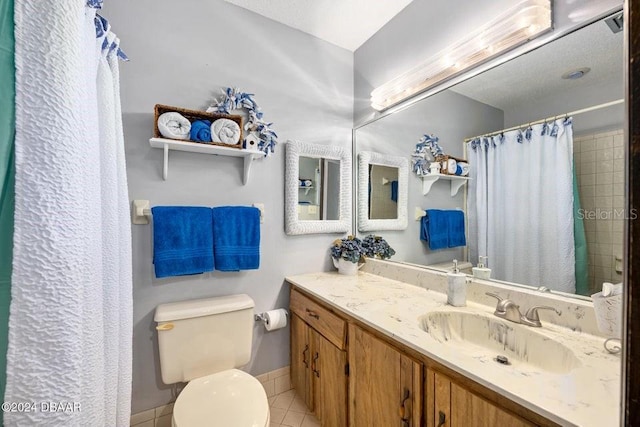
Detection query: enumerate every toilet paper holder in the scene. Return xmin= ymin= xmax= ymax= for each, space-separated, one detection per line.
xmin=255 ymin=310 xmax=289 ymax=325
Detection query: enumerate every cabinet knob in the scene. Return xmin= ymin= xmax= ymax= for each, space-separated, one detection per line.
xmin=399 ymin=388 xmax=412 ymax=424
xmin=305 ymin=308 xmax=320 ymax=319
xmin=437 ymin=410 xmax=446 ymax=427
xmin=302 ymin=344 xmax=309 ymax=368
xmin=312 ymin=352 xmax=320 ymax=377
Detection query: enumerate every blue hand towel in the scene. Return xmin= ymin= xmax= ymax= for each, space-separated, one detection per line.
xmin=212 ymin=206 xmax=260 ymax=271
xmin=421 ymin=210 xmax=449 ymax=250
xmin=152 ymin=206 xmax=214 ymax=278
xmin=390 ymin=180 xmax=398 ymax=203
xmin=190 ymin=119 xmax=212 ymax=142
xmin=447 ymin=210 xmax=466 ymax=248
xmin=420 ymin=209 xmax=466 ymax=250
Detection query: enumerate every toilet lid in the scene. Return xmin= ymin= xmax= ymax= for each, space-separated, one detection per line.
xmin=173 ymin=369 xmax=269 ymax=427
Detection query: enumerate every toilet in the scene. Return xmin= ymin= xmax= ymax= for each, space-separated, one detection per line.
xmin=154 ymin=294 xmax=270 ymax=427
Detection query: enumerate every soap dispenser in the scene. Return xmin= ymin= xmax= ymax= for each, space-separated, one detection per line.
xmin=447 ymin=259 xmax=467 ymax=307
xmin=472 ymin=256 xmax=491 ymax=280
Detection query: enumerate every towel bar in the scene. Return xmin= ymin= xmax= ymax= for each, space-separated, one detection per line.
xmin=131 ymin=199 xmax=265 ymax=225
xmin=414 ymin=207 xmax=464 ymax=221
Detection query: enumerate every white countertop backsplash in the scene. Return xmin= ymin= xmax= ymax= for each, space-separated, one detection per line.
xmin=286 ymin=264 xmax=621 ymax=427
xmin=363 ymin=259 xmax=603 ymax=336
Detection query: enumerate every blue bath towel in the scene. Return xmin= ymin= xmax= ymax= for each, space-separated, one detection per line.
xmin=390 ymin=181 xmax=398 ymax=203
xmin=447 ymin=210 xmax=466 ymax=247
xmin=420 ymin=209 xmax=466 ymax=250
xmin=152 ymin=206 xmax=214 ymax=278
xmin=190 ymin=119 xmax=212 ymax=142
xmin=420 ymin=210 xmax=449 ymax=250
xmin=212 ymin=206 xmax=260 ymax=271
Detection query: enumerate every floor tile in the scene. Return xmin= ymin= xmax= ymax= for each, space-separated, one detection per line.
xmin=281 ymin=410 xmax=305 ymax=427
xmin=271 ymin=392 xmax=295 ymax=410
xmin=288 ymin=394 xmax=308 ymax=413
xmin=269 ymin=407 xmax=287 ymax=424
xmin=301 ymin=413 xmax=321 ymax=427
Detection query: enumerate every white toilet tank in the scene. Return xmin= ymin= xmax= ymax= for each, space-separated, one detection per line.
xmin=154 ymin=294 xmax=255 ymax=385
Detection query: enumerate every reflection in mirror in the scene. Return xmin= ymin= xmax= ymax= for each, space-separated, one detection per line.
xmin=357 ymin=151 xmax=408 ymax=232
xmin=369 ymin=165 xmax=398 ymax=220
xmin=285 ymin=140 xmax=351 ymax=235
xmin=354 ymin=13 xmax=623 ymax=298
xmin=298 ymin=157 xmax=340 ymax=221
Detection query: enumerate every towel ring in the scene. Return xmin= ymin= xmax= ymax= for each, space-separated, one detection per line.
xmin=604 ymin=337 xmax=621 ymax=354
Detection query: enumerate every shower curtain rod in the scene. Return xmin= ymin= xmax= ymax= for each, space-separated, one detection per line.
xmin=464 ymin=98 xmax=624 ymax=142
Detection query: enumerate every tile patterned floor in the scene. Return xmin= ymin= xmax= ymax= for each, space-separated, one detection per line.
xmin=268 ymin=389 xmax=320 ymax=427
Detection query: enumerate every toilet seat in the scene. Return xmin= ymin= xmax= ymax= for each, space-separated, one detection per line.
xmin=172 ymin=369 xmax=270 ymax=427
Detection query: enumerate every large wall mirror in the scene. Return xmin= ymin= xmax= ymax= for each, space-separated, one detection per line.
xmin=354 ymin=10 xmax=623 ymax=299
xmin=285 ymin=140 xmax=351 ymax=235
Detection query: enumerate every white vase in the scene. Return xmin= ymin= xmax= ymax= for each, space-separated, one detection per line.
xmin=332 ymin=258 xmax=363 ymax=276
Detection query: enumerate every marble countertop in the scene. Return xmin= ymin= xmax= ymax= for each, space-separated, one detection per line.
xmin=286 ymin=272 xmax=621 ymax=427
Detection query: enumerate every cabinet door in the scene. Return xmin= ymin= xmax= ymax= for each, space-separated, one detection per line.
xmin=349 ymin=324 xmax=422 ymax=427
xmin=310 ymin=329 xmax=348 ymax=426
xmin=291 ymin=314 xmax=313 ymax=411
xmin=450 ymin=383 xmax=535 ymax=427
xmin=428 ymin=368 xmax=535 ymax=427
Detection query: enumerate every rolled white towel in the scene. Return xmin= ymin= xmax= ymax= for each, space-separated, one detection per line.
xmin=211 ymin=118 xmax=241 ymax=145
xmin=157 ymin=112 xmax=191 ymax=140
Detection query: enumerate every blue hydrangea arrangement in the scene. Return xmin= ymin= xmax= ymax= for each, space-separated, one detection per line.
xmin=207 ymin=87 xmax=277 ymax=157
xmin=412 ymin=133 xmax=444 ymax=176
xmin=330 ymin=235 xmax=396 ymax=263
xmin=330 ymin=236 xmax=365 ymax=264
xmin=362 ymin=235 xmax=396 ymax=260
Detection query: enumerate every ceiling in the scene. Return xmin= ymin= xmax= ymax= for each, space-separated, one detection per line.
xmin=222 ymin=0 xmax=415 ymax=51
xmin=450 ymin=19 xmax=623 ymax=112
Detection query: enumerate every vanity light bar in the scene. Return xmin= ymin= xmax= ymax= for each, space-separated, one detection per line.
xmin=370 ymin=0 xmax=552 ymax=111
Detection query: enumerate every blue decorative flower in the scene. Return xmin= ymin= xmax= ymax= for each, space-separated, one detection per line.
xmin=330 ymin=236 xmax=365 ymax=264
xmin=412 ymin=133 xmax=445 ymax=176
xmin=361 ymin=235 xmax=396 ymax=260
xmin=207 ymin=87 xmax=277 ymax=157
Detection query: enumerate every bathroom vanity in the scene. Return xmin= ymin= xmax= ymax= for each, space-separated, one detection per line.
xmin=287 ymin=266 xmax=620 ymax=427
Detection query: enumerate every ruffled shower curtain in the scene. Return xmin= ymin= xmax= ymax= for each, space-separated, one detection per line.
xmin=468 ymin=119 xmax=577 ymax=293
xmin=5 ymin=2 xmax=131 ymax=426
xmin=0 ymin=1 xmax=15 ymax=425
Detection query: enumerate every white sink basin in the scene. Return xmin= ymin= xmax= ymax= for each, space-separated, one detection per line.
xmin=419 ymin=311 xmax=581 ymax=374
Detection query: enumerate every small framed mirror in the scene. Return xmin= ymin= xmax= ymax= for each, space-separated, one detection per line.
xmin=357 ymin=151 xmax=408 ymax=231
xmin=285 ymin=140 xmax=352 ymax=235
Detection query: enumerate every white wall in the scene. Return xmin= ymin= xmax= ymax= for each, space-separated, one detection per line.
xmin=103 ymin=0 xmax=353 ymax=414
xmin=354 ymin=0 xmax=622 ymax=126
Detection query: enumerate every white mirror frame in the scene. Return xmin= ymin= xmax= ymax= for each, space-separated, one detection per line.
xmin=285 ymin=140 xmax=352 ymax=235
xmin=357 ymin=151 xmax=408 ymax=231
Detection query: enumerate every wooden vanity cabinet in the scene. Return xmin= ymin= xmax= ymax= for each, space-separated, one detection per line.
xmin=289 ymin=285 xmax=555 ymax=427
xmin=426 ymin=368 xmax=536 ymax=427
xmin=291 ymin=313 xmax=314 ymax=410
xmin=290 ymin=291 xmax=348 ymax=426
xmin=349 ymin=324 xmax=422 ymax=427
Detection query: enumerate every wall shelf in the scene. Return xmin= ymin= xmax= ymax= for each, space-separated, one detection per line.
xmin=149 ymin=137 xmax=263 ymax=183
xmin=420 ymin=173 xmax=470 ymax=196
xmin=299 ymin=186 xmax=314 ymax=195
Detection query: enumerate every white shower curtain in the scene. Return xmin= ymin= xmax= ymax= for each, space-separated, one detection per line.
xmin=468 ymin=119 xmax=576 ymax=293
xmin=6 ymin=2 xmax=132 ymax=426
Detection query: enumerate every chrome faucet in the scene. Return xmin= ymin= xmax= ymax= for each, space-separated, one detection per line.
xmin=485 ymin=293 xmax=522 ymax=324
xmin=521 ymin=306 xmax=561 ymax=327
xmin=485 ymin=293 xmax=561 ymax=327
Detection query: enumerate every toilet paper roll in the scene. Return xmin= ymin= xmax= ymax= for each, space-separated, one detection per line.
xmin=264 ymin=309 xmax=288 ymax=331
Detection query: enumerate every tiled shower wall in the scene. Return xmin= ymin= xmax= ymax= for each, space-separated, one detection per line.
xmin=574 ymin=129 xmax=624 ymax=294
